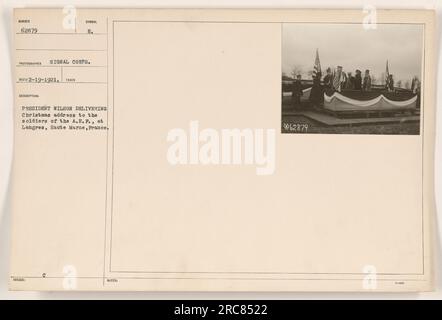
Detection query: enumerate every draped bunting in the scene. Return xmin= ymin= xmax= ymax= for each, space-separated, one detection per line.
xmin=283 ymin=86 xmax=417 ymax=112
xmin=323 ymin=91 xmax=417 ymax=112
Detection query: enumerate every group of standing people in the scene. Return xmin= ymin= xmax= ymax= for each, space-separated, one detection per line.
xmin=322 ymin=66 xmax=373 ymax=93
xmin=291 ymin=66 xmax=394 ymax=109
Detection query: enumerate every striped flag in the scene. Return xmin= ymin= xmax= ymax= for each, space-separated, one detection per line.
xmin=332 ymin=68 xmax=342 ymax=91
xmin=385 ymin=60 xmax=390 ymax=86
xmin=313 ymin=48 xmax=321 ymax=78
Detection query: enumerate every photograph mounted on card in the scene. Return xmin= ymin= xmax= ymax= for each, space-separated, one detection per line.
xmin=9 ymin=8 xmax=435 ymax=292
xmin=281 ymin=23 xmax=423 ymax=135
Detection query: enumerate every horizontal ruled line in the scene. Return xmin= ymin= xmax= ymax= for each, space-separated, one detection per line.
xmin=16 ymin=32 xmax=107 ymax=35
xmin=16 ymin=48 xmax=106 ymax=51
xmin=16 ymin=65 xmax=107 ymax=68
xmin=16 ymin=81 xmax=107 ymax=84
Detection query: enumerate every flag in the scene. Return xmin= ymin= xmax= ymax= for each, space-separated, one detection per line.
xmin=313 ymin=48 xmax=321 ymax=78
xmin=332 ymin=68 xmax=342 ymax=91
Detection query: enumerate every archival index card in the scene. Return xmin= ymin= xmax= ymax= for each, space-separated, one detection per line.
xmin=10 ymin=8 xmax=436 ymax=291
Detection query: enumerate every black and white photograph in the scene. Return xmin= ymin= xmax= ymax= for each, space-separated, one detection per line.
xmin=1 ymin=2 xmax=440 ymax=304
xmin=282 ymin=23 xmax=423 ymax=134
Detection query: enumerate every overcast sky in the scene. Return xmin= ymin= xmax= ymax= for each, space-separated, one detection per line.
xmin=282 ymin=23 xmax=423 ymax=84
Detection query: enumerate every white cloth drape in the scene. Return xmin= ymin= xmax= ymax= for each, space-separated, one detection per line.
xmin=324 ymin=92 xmax=417 ymax=111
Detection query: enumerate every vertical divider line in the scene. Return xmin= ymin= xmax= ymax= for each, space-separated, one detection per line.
xmin=102 ymin=17 xmax=109 ymax=286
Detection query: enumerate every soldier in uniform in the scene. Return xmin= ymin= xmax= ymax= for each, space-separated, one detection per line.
xmin=345 ymin=72 xmax=355 ymax=90
xmin=363 ymin=69 xmax=372 ymax=91
xmin=323 ymin=68 xmax=333 ymax=91
xmin=291 ymin=74 xmax=303 ymax=109
xmin=354 ymin=69 xmax=362 ymax=90
xmin=386 ymin=74 xmax=395 ymax=92
xmin=309 ymin=71 xmax=323 ymax=108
